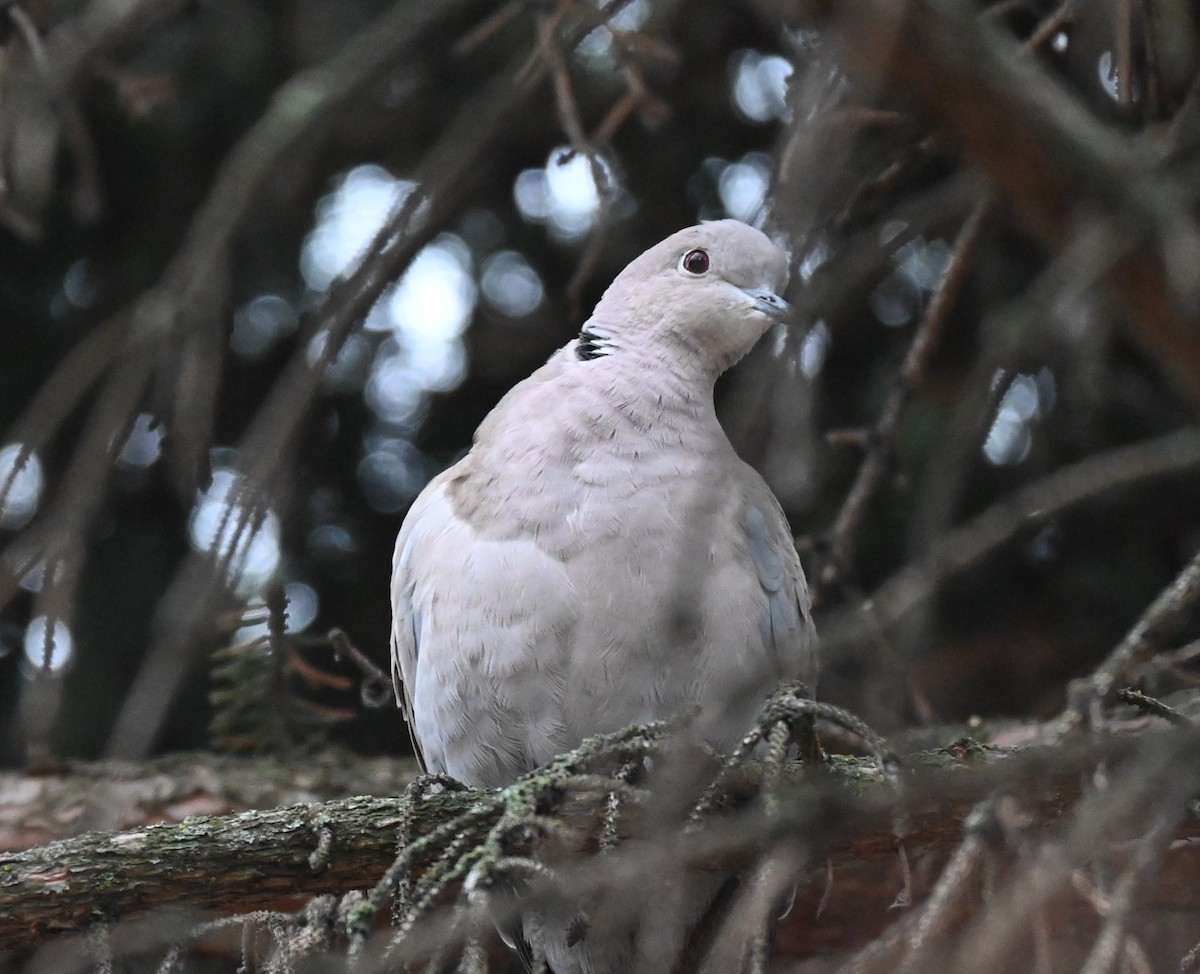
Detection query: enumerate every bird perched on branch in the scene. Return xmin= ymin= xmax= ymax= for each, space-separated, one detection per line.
xmin=391 ymin=219 xmax=817 ymax=972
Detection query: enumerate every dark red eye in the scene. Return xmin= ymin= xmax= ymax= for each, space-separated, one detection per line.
xmin=682 ymin=249 xmax=710 ymax=275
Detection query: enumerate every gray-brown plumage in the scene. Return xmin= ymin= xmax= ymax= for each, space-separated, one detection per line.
xmin=391 ymin=219 xmax=816 ymax=972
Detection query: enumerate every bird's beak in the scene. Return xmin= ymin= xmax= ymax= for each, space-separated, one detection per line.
xmin=742 ymin=286 xmax=790 ymax=321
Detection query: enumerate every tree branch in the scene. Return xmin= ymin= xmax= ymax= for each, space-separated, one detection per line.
xmin=828 ymin=426 xmax=1200 ymax=648
xmin=795 ymin=0 xmax=1200 ymax=408
xmin=4 ymin=721 xmax=1200 ymax=955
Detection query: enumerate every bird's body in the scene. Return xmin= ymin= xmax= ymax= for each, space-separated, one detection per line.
xmin=390 ymin=220 xmax=816 ymax=970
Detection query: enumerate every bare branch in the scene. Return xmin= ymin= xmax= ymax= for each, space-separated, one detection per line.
xmin=1063 ymin=544 xmax=1200 ymax=730
xmin=797 ymin=0 xmax=1200 ymax=408
xmin=818 ymin=197 xmax=990 ymax=597
xmin=825 ymin=427 xmax=1200 ymax=650
xmin=4 ymin=721 xmax=1200 ymax=958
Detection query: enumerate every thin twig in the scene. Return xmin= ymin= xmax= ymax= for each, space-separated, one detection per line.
xmin=540 ymin=11 xmax=590 ymax=153
xmin=1027 ymin=0 xmax=1078 ymax=51
xmin=948 ymin=727 xmax=1200 ymax=972
xmin=1116 ymin=0 xmax=1134 ymax=112
xmin=1138 ymin=0 xmax=1163 ymax=118
xmin=328 ymin=628 xmax=392 ymax=706
xmin=1115 ymin=688 xmax=1195 ymax=728
xmin=819 ymin=198 xmax=990 ymax=597
xmin=453 ymin=0 xmax=523 ymax=57
xmin=8 ymin=2 xmax=104 ymax=221
xmin=108 ymin=28 xmax=543 ymax=760
xmin=1078 ymin=809 xmax=1181 ymax=974
xmin=822 ymin=427 xmax=1200 ymax=653
xmin=560 ymin=0 xmax=679 ymax=64
xmin=895 ymin=798 xmax=1000 ymax=974
xmin=1063 ymin=545 xmax=1200 ymax=732
xmin=535 ymin=8 xmax=622 ymax=305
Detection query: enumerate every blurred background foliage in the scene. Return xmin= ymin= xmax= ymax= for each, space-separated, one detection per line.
xmin=0 ymin=0 xmax=1198 ymax=767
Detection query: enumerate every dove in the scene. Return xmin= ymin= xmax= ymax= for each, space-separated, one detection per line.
xmin=390 ymin=219 xmax=817 ymax=972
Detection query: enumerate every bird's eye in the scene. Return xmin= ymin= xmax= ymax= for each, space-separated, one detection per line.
xmin=681 ymin=249 xmax=710 ymax=275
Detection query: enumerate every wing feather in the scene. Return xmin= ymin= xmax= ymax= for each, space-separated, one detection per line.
xmin=741 ymin=485 xmax=818 ymax=692
xmin=390 ymin=507 xmax=431 ymax=771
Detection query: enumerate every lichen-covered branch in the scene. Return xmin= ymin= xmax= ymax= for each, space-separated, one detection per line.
xmin=0 ymin=793 xmax=456 ymax=951
xmin=4 ymin=717 xmax=1200 ymax=957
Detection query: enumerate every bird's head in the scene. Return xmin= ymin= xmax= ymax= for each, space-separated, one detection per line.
xmin=586 ymin=220 xmax=791 ymax=375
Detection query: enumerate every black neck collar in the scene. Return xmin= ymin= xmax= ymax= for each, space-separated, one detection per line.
xmin=576 ymin=326 xmax=615 ymax=361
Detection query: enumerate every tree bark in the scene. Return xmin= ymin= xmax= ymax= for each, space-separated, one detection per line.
xmin=3 ymin=720 xmax=1198 ymax=957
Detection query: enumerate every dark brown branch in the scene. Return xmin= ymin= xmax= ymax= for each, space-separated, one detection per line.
xmin=900 ymin=215 xmax=1124 ymax=557
xmin=5 ymin=724 xmax=1200 ymax=955
xmin=0 ymin=0 xmax=490 ymax=613
xmin=1115 ymin=688 xmax=1195 ymax=728
xmin=540 ymin=8 xmax=591 ymax=154
xmin=43 ymin=0 xmax=191 ymax=90
xmin=1027 ymin=0 xmax=1078 ymax=51
xmin=107 ymin=6 xmax=538 ymax=760
xmin=818 ymin=724 xmax=1200 ymax=974
xmin=828 ymin=427 xmax=1200 ymax=646
xmin=1077 ymin=808 xmax=1180 ymax=974
xmin=0 ymin=794 xmax=423 ymax=951
xmin=943 ymin=728 xmax=1200 ymax=973
xmin=452 ymin=0 xmax=523 ymax=57
xmin=818 ymin=197 xmax=989 ymax=597
xmin=797 ymin=0 xmax=1200 ymax=408
xmin=1063 ymin=544 xmax=1200 ymax=729
xmin=534 ymin=5 xmax=623 ymax=305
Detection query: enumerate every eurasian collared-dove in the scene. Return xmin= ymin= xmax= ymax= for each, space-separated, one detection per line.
xmin=390 ymin=219 xmax=817 ymax=972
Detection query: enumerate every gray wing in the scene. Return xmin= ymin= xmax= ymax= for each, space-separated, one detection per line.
xmin=741 ymin=489 xmax=818 ymax=693
xmin=390 ymin=489 xmax=433 ymax=772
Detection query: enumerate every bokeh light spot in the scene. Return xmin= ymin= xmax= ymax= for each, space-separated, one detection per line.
xmin=62 ymin=259 xmax=99 ymax=310
xmin=117 ymin=414 xmax=164 ymax=470
xmin=718 ymin=153 xmax=771 ymax=222
xmin=283 ymin=580 xmax=319 ymax=633
xmin=188 ymin=467 xmax=282 ymax=595
xmin=0 ymin=444 xmax=43 ymax=530
xmin=481 ymin=251 xmax=545 ymax=318
xmin=983 ymin=371 xmax=1055 ymax=466
xmin=799 ymin=321 xmax=830 ymax=378
xmin=730 ymin=50 xmax=793 ymax=123
xmin=357 ymin=437 xmax=431 ymax=514
xmin=231 ymin=294 xmax=297 ymax=359
xmin=543 ymin=149 xmax=604 ymax=240
xmin=301 ymin=164 xmax=417 ymax=291
xmin=23 ymin=616 xmax=73 ymax=672
xmin=360 ymin=234 xmax=476 ymax=431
